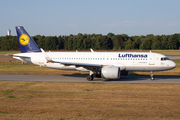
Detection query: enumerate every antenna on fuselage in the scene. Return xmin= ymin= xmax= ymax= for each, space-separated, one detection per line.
xmin=90 ymin=48 xmax=94 ymax=52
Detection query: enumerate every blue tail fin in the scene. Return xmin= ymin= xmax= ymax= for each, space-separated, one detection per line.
xmin=16 ymin=26 xmax=41 ymax=53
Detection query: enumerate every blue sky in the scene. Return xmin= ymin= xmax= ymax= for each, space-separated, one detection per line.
xmin=1 ymin=0 xmax=180 ymax=36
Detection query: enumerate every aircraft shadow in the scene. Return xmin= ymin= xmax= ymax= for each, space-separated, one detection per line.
xmin=62 ymin=74 xmax=180 ymax=82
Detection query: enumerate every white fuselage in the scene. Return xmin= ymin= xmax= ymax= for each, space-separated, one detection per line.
xmin=13 ymin=52 xmax=176 ymax=72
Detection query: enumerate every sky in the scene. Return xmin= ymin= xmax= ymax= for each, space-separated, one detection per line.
xmin=1 ymin=0 xmax=180 ymax=36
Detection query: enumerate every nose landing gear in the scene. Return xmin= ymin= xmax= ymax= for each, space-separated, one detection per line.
xmin=150 ymin=71 xmax=155 ymax=80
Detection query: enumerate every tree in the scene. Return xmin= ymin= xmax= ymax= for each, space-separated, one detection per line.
xmin=107 ymin=33 xmax=115 ymax=37
xmin=1 ymin=32 xmax=180 ymax=51
xmin=124 ymin=38 xmax=135 ymax=49
xmin=151 ymin=35 xmax=162 ymax=49
xmin=44 ymin=36 xmax=58 ymax=50
xmin=57 ymin=35 xmax=64 ymax=50
xmin=63 ymin=36 xmax=69 ymax=50
xmin=140 ymin=34 xmax=153 ymax=50
xmin=113 ymin=35 xmax=125 ymax=50
xmin=172 ymin=33 xmax=180 ymax=49
xmin=161 ymin=35 xmax=168 ymax=49
xmin=167 ymin=35 xmax=177 ymax=49
xmin=68 ymin=34 xmax=73 ymax=50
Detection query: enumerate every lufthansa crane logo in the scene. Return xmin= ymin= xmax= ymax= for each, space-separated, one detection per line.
xmin=19 ymin=34 xmax=30 ymax=46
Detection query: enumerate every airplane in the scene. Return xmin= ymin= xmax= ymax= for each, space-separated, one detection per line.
xmin=13 ymin=26 xmax=176 ymax=81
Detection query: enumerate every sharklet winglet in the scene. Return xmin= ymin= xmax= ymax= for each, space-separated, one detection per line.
xmin=40 ymin=48 xmax=53 ymax=62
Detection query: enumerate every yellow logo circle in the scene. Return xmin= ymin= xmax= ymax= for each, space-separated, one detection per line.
xmin=19 ymin=34 xmax=30 ymax=46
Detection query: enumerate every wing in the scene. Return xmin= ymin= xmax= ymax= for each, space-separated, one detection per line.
xmin=60 ymin=61 xmax=102 ymax=68
xmin=41 ymin=48 xmax=102 ymax=69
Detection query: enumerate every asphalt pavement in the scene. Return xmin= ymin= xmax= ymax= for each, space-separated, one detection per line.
xmin=0 ymin=74 xmax=180 ymax=84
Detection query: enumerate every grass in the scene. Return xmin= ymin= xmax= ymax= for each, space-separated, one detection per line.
xmin=0 ymin=111 xmax=9 ymax=114
xmin=2 ymin=90 xmax=13 ymax=95
xmin=0 ymin=51 xmax=19 ymax=55
xmin=0 ymin=51 xmax=180 ymax=119
xmin=0 ymin=56 xmax=89 ymax=75
xmin=6 ymin=96 xmax=15 ymax=98
xmin=151 ymin=50 xmax=180 ymax=55
xmin=0 ymin=81 xmax=180 ymax=119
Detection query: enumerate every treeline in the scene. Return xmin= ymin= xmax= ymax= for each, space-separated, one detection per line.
xmin=0 ymin=33 xmax=180 ymax=50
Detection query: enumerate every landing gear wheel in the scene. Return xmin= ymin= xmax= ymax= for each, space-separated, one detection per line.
xmin=150 ymin=71 xmax=155 ymax=81
xmin=151 ymin=76 xmax=155 ymax=80
xmin=87 ymin=75 xmax=94 ymax=81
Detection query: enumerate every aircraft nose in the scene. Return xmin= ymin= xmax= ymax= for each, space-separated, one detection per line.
xmin=169 ymin=61 xmax=176 ymax=69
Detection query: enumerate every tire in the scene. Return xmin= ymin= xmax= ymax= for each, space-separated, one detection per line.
xmin=87 ymin=75 xmax=93 ymax=81
xmin=151 ymin=76 xmax=155 ymax=80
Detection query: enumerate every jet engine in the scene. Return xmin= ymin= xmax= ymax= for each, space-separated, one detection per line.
xmin=101 ymin=66 xmax=120 ymax=79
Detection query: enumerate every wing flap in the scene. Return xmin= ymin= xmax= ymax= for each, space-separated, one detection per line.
xmin=60 ymin=62 xmax=102 ymax=68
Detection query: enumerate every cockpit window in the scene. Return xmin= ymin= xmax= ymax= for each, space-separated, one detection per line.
xmin=161 ymin=57 xmax=170 ymax=61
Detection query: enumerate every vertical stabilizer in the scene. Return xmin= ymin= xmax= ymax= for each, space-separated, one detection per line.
xmin=15 ymin=26 xmax=41 ymax=53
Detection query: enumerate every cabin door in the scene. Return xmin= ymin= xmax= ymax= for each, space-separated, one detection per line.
xmin=149 ymin=54 xmax=155 ymax=65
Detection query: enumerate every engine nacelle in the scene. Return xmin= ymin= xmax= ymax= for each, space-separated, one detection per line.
xmin=101 ymin=66 xmax=120 ymax=79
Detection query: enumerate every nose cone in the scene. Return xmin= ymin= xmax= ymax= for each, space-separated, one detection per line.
xmin=169 ymin=61 xmax=176 ymax=69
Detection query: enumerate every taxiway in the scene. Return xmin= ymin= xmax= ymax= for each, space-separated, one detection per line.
xmin=0 ymin=74 xmax=180 ymax=84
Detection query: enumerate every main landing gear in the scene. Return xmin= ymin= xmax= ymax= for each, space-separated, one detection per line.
xmin=87 ymin=75 xmax=94 ymax=81
xmin=87 ymin=71 xmax=94 ymax=81
xmin=150 ymin=71 xmax=155 ymax=80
